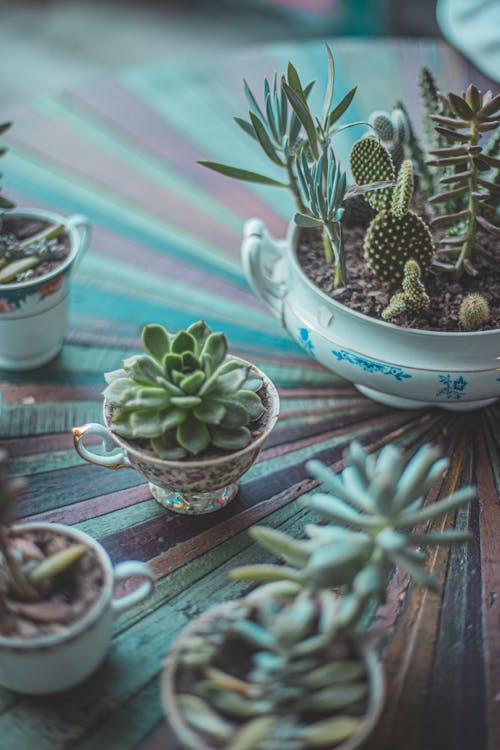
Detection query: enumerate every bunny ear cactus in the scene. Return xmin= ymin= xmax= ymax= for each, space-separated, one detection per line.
xmin=349 ymin=137 xmax=395 ymax=211
xmin=369 ymin=108 xmax=408 ymax=174
xmin=363 ymin=158 xmax=434 ymax=281
xmin=103 ymin=321 xmax=265 ymax=459
xmin=427 ymin=85 xmax=500 ymax=279
xmin=382 ymin=259 xmax=430 ymax=321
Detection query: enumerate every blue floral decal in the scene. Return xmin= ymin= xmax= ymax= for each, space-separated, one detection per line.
xmin=436 ymin=374 xmax=468 ymax=399
xmin=298 ymin=327 xmax=316 ymax=358
xmin=331 ymin=349 xmax=412 ymax=381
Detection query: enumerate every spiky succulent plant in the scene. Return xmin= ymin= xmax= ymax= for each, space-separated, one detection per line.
xmin=363 ymin=158 xmax=434 ymax=281
xmin=459 ymin=293 xmax=490 ymax=330
xmin=171 ymin=441 xmax=473 ymax=749
xmin=199 ymin=44 xmax=358 ymax=215
xmin=369 ymin=107 xmax=408 ymax=173
xmin=349 ymin=137 xmax=395 ymax=212
xmin=426 ymin=85 xmax=500 ymax=279
xmin=103 ymin=321 xmax=265 ymax=459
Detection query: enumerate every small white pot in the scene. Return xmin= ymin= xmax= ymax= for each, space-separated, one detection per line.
xmin=0 ymin=522 xmax=154 ymax=695
xmin=0 ymin=209 xmax=91 ymax=370
xmin=242 ymin=218 xmax=500 ymax=411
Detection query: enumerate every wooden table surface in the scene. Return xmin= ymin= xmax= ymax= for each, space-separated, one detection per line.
xmin=0 ymin=37 xmax=498 ymax=750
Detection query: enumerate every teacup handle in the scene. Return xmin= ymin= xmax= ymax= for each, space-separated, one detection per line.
xmin=241 ymin=218 xmax=288 ymax=321
xmin=66 ymin=214 xmax=91 ymax=268
xmin=111 ymin=561 xmax=155 ymax=615
xmin=72 ymin=423 xmax=132 ymax=470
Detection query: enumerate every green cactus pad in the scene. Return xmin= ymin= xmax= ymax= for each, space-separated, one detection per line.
xmin=391 ymin=159 xmax=414 ymax=218
xmin=364 ymin=210 xmax=434 ymax=281
xmin=349 ymin=136 xmax=395 ymax=211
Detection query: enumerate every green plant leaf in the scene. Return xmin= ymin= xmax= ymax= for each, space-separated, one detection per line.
xmin=170 ymin=395 xmax=203 ymax=408
xmin=210 ymin=425 xmax=251 ymax=450
xmin=230 ymin=563 xmax=303 ymax=584
xmin=201 ymin=332 xmax=228 ymax=368
xmin=217 ymin=399 xmax=250 ymax=427
xmin=161 ymin=407 xmax=188 ymax=431
xmin=234 ymin=115 xmax=257 ymax=140
xmin=103 ymin=377 xmax=137 ymax=405
xmin=299 ymin=716 xmax=361 ymax=746
xmin=320 ymin=43 xmax=335 ymax=128
xmin=327 ymin=86 xmax=357 ymax=129
xmin=141 ymin=324 xmax=170 ymax=362
xmin=250 ymin=526 xmax=309 ymax=567
xmin=198 ymin=160 xmax=288 ymax=187
xmin=187 ymin=320 xmax=212 ymax=353
xmin=233 ymin=389 xmax=264 ymax=420
xmin=478 ymin=92 xmax=500 ymax=118
xmin=163 ymin=352 xmax=183 ymax=376
xmin=282 ymin=78 xmax=319 ymax=159
xmin=181 ymin=351 xmax=199 ymax=371
xmin=448 ymin=92 xmax=474 ymax=120
xmin=129 ymin=410 xmax=165 ymax=438
xmin=294 ymin=212 xmax=324 ymax=228
xmin=180 ymin=370 xmax=205 ymax=394
xmin=193 ymin=398 xmax=226 ymax=424
xmin=249 ymin=111 xmax=284 ymax=166
xmin=177 ymin=695 xmax=233 ymax=741
xmin=176 ymin=416 xmax=210 ymax=455
xmin=128 ymin=355 xmax=164 ymax=385
xmin=121 ymin=387 xmax=171 ymax=410
xmin=171 ymin=330 xmax=196 ymax=354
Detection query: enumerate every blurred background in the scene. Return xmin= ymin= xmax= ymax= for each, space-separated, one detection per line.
xmin=0 ymin=0 xmax=443 ymax=105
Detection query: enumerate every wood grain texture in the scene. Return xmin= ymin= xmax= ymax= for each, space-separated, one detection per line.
xmin=0 ymin=37 xmax=498 ymax=750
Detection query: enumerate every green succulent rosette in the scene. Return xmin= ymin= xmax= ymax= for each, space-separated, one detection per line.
xmin=103 ymin=321 xmax=265 ymax=459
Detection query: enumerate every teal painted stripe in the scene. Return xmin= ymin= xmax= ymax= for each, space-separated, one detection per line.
xmin=36 ymin=96 xmax=245 ymax=233
xmin=76 ymin=253 xmax=274 ymax=330
xmin=0 ymin=401 xmax=101 ymax=437
xmin=5 ymin=152 xmax=244 ymax=286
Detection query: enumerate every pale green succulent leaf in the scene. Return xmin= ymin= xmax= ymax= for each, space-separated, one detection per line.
xmin=305 ymin=534 xmax=371 ymax=588
xmin=211 ymin=368 xmax=249 ymax=396
xmin=306 ymin=460 xmax=372 ymax=512
xmin=282 ymin=78 xmax=319 ymax=159
xmin=171 ymin=330 xmax=196 ymax=355
xmin=141 ymin=324 xmax=170 ymax=362
xmin=303 ymin=682 xmax=367 ymax=713
xmin=398 ymin=485 xmax=475 ymax=527
xmin=210 ymin=425 xmax=251 ymax=450
xmin=217 ymin=399 xmax=250 ymax=427
xmin=299 ymin=716 xmax=362 ymax=746
xmin=180 ymin=370 xmax=205 ymax=394
xmin=161 ymin=408 xmax=188 ymax=431
xmin=233 ymin=390 xmax=265 ymax=420
xmin=129 ymin=410 xmax=165 ymax=438
xmin=29 ymin=545 xmax=87 ymax=585
xmin=226 ymin=717 xmax=277 ymax=750
xmin=163 ymin=352 xmax=183 ymax=376
xmin=150 ymin=435 xmax=186 ymax=460
xmin=302 ymin=660 xmax=365 ymax=690
xmin=307 ymin=493 xmax=377 ymax=530
xmin=103 ymin=377 xmax=137 ymax=405
xmin=392 ymin=444 xmax=444 ymax=510
xmin=410 ymin=529 xmax=472 ymax=545
xmin=128 ymin=355 xmax=164 ymax=385
xmin=389 ymin=550 xmax=438 ymax=590
xmin=103 ymin=367 xmax=127 ymax=384
xmin=250 ymin=526 xmax=310 ymax=567
xmin=155 ymin=375 xmax=183 ymax=396
xmin=320 ymin=43 xmax=335 ymax=128
xmin=187 ymin=320 xmax=212 ymax=354
xmin=119 ymin=387 xmax=171 ymax=410
xmin=230 ymin=563 xmax=303 ymax=584
xmin=229 ymin=619 xmax=279 ymax=651
xmin=202 ymin=332 xmax=228 ymax=369
xmin=271 ymin=596 xmax=317 ymax=646
xmin=170 ymin=395 xmax=203 ymax=409
xmin=193 ymin=398 xmax=226 ymax=424
xmin=177 ymin=695 xmax=233 ymax=741
xmin=176 ymin=416 xmax=211 ymax=455
xmin=233 ymin=115 xmax=258 ymax=141
xmin=243 ymin=375 xmax=263 ymax=392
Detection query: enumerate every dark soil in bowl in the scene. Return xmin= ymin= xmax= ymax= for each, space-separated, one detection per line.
xmin=297 ymin=195 xmax=500 ymax=332
xmin=0 ymin=528 xmax=103 ymax=638
xmin=0 ymin=215 xmax=70 ymax=286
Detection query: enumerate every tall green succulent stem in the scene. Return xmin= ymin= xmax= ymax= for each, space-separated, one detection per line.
xmin=324 ymin=222 xmax=344 ymax=288
xmin=454 ymin=123 xmax=479 ymax=279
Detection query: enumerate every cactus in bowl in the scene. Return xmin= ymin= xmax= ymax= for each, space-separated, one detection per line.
xmin=163 ymin=440 xmax=474 ymax=750
xmin=103 ymin=320 xmax=265 ymax=459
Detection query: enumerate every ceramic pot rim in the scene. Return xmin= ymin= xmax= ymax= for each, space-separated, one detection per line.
xmin=289 ymin=222 xmax=500 ymax=340
xmin=161 ymin=599 xmax=385 ymax=750
xmin=0 ymin=208 xmax=82 ymax=292
xmin=103 ymin=357 xmax=280 ymax=468
xmin=0 ymin=522 xmax=113 ymax=650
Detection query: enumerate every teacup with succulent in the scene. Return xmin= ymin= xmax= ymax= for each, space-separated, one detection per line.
xmin=0 ymin=449 xmax=154 ymax=694
xmin=162 ymin=439 xmax=474 ymax=750
xmin=73 ymin=320 xmax=280 ymax=515
xmin=0 ymin=122 xmax=90 ymax=370
xmin=202 ymin=45 xmax=500 ymax=410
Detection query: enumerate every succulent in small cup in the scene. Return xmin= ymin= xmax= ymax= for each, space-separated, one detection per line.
xmin=103 ymin=320 xmax=265 ymax=460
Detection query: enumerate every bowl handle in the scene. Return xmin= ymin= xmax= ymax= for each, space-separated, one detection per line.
xmin=241 ymin=218 xmax=288 ymax=321
xmin=72 ymin=423 xmax=132 ymax=470
xmin=66 ymin=214 xmax=91 ymax=268
xmin=111 ymin=561 xmax=155 ymax=615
